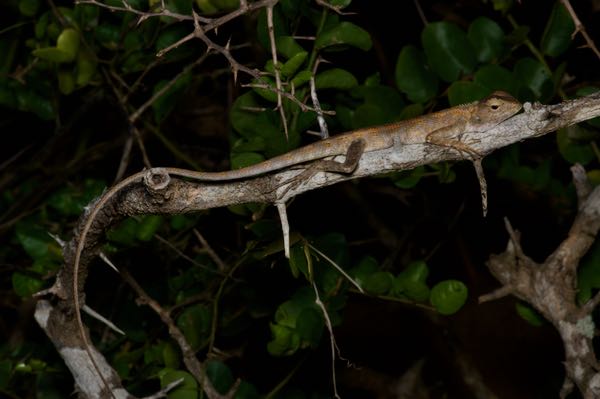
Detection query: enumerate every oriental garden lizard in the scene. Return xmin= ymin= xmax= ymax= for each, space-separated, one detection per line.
xmin=70 ymin=90 xmax=521 ymax=397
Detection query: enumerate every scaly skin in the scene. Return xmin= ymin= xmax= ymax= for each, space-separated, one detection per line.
xmin=72 ymin=91 xmax=522 ymax=397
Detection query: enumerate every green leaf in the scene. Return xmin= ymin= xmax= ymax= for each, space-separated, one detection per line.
xmin=474 ymin=64 xmax=517 ymax=94
xmin=75 ymin=3 xmax=99 ymax=28
xmin=540 ymin=1 xmax=574 ymax=57
xmin=394 ymin=45 xmax=438 ymax=103
xmin=312 ymin=233 xmax=349 ymax=271
xmin=295 ymin=307 xmax=324 ymax=346
xmin=364 ymin=72 xmax=381 ymax=87
xmin=349 ymin=256 xmax=379 ymax=288
xmin=34 ymin=27 xmax=81 ymax=63
xmin=206 ymin=361 xmax=234 ymax=394
xmin=392 ymin=166 xmax=425 ymax=189
xmin=56 ymin=28 xmax=80 ymax=60
xmin=15 ymin=221 xmax=58 ymax=261
xmin=398 ymin=103 xmax=424 ymax=120
xmin=398 ymin=260 xmax=429 ymax=283
xmin=447 ymin=81 xmax=490 ymax=106
xmin=56 ymin=6 xmax=77 ymax=27
xmin=515 ymin=302 xmax=545 ymax=327
xmin=430 ymin=280 xmax=468 ymax=315
xmin=275 ymin=36 xmax=306 ymax=59
xmin=280 ymin=51 xmax=308 ymax=78
xmin=556 ymin=127 xmax=595 ymax=165
xmin=392 ymin=261 xmax=430 ymax=301
xmin=107 ymin=218 xmax=139 ymax=246
xmin=170 ymin=214 xmax=198 ymax=231
xmin=162 ymin=342 xmax=180 ymax=369
xmin=58 ymin=69 xmax=75 ymax=95
xmin=391 ymin=278 xmax=428 ymax=302
xmin=267 ymin=323 xmax=301 ymax=356
xmin=315 ymin=68 xmax=357 ymax=90
xmin=76 ymin=49 xmax=97 ymax=86
xmin=230 ymin=92 xmax=262 ymax=137
xmin=246 ymin=219 xmax=280 ymax=239
xmin=231 ymin=93 xmax=300 ymax=157
xmin=155 ymin=25 xmax=193 ymax=61
xmin=32 ymin=47 xmax=73 ymax=63
xmin=468 ymin=17 xmax=505 ymax=62
xmin=289 ymin=243 xmax=308 ymax=279
xmin=274 ymin=300 xmax=303 ymax=328
xmin=363 ymin=271 xmax=394 ymax=295
xmin=513 ymin=58 xmax=553 ymax=101
xmin=230 ymin=152 xmax=265 ymax=170
xmin=124 ymin=31 xmax=143 ymax=51
xmin=315 ymin=21 xmax=372 ymax=51
xmin=421 ymin=21 xmax=477 ymax=83
xmin=158 ymin=369 xmax=197 ymax=399
xmin=95 ymin=24 xmax=120 ymax=49
xmin=19 ymin=0 xmax=41 ymax=16
xmin=136 ymin=215 xmax=163 ymax=241
xmin=168 ymin=0 xmax=195 ymax=14
xmin=351 ymin=85 xmax=404 ymax=126
xmin=492 ymin=0 xmax=514 ymax=12
xmin=176 ymin=304 xmax=211 ymax=350
xmin=432 ymin=162 xmax=456 ymax=184
xmin=35 ymin=12 xmax=49 ymax=39
xmin=15 ymin=86 xmax=54 ymax=120
xmin=252 ymin=76 xmax=278 ymax=103
xmin=291 ymin=70 xmax=312 ymax=88
xmin=195 ymin=0 xmax=219 ymax=14
xmin=12 ymin=272 xmax=45 ymax=297
xmin=587 ymin=170 xmax=600 ymax=187
xmin=47 ymin=179 xmax=104 ymax=216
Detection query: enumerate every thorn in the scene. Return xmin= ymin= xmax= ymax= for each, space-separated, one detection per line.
xmin=99 ymin=252 xmax=120 ymax=273
xmin=82 ymin=305 xmax=125 ymax=335
xmin=48 ymin=232 xmax=66 ymax=248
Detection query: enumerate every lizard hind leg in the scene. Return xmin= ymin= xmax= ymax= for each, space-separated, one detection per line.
xmin=277 ymin=138 xmax=366 ymax=197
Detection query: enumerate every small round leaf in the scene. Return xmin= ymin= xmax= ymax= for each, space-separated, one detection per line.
xmin=430 ymin=280 xmax=468 ymax=315
xmin=315 ymin=21 xmax=372 ymax=51
xmin=395 ymin=45 xmax=438 ymax=103
xmin=422 ymin=22 xmax=477 ymax=83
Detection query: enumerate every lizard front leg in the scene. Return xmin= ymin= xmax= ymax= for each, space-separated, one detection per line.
xmin=425 ymin=127 xmax=482 ymax=159
xmin=279 ymin=138 xmax=366 ymax=194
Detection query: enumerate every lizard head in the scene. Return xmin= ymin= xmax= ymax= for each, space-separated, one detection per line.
xmin=469 ymin=91 xmax=522 ymax=130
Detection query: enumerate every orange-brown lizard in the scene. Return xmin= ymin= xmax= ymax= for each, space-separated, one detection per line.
xmin=71 ymin=90 xmax=521 ymax=397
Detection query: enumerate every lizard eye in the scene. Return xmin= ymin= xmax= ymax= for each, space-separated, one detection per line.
xmin=491 ymin=104 xmax=500 ymax=110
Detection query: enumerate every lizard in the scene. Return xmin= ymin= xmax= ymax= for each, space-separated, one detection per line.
xmin=70 ymin=90 xmax=521 ymax=397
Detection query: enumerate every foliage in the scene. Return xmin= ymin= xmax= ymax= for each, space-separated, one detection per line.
xmin=0 ymin=0 xmax=598 ymax=397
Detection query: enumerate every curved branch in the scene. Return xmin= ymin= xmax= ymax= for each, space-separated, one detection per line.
xmin=37 ymin=91 xmax=600 ymax=398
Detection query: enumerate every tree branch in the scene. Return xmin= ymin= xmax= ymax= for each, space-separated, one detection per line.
xmin=36 ymin=92 xmax=600 ymax=398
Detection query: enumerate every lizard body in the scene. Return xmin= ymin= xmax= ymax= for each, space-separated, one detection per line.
xmin=71 ymin=91 xmax=521 ymax=397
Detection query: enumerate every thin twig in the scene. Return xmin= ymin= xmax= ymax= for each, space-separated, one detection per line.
xmin=120 ymin=269 xmax=224 ymax=399
xmin=266 ymin=5 xmax=289 ymax=139
xmin=307 ymin=242 xmax=363 ymax=293
xmin=192 ymin=229 xmax=227 ymax=272
xmin=560 ymin=0 xmax=600 ymax=60
xmin=310 ymin=76 xmax=328 ymax=139
xmin=129 ymin=52 xmax=211 ymax=123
